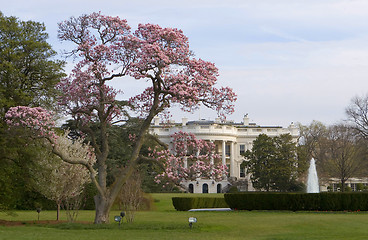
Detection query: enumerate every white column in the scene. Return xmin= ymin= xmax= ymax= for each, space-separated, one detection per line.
xmin=230 ymin=141 xmax=235 ymax=177
xmin=210 ymin=140 xmax=214 ymax=165
xmin=222 ymin=140 xmax=227 ymax=179
xmin=222 ymin=140 xmax=226 ymax=166
xmin=184 ymin=156 xmax=188 ymax=169
xmin=184 ymin=142 xmax=188 ymax=169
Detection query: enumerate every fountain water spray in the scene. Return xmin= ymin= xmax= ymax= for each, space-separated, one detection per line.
xmin=307 ymin=158 xmax=320 ymax=193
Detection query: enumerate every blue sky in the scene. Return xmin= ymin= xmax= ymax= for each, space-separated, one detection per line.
xmin=2 ymin=0 xmax=368 ymax=126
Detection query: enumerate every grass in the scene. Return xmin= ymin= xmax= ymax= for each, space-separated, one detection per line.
xmin=1 ymin=193 xmax=368 ymax=239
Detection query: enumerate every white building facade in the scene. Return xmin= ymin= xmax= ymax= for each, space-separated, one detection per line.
xmin=149 ymin=115 xmax=299 ymax=193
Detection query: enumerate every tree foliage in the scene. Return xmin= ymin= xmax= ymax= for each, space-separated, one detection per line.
xmin=30 ymin=131 xmax=94 ymax=220
xmin=0 ymin=12 xmax=65 ymax=115
xmin=244 ymin=134 xmax=300 ymax=192
xmin=0 ymin=12 xmax=65 ymax=211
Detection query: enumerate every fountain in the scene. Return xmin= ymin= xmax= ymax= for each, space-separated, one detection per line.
xmin=307 ymin=158 xmax=320 ymax=193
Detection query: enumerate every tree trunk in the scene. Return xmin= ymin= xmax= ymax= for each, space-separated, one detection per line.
xmin=341 ymin=179 xmax=345 ymax=192
xmin=57 ymin=202 xmax=60 ymax=221
xmin=94 ymin=194 xmax=113 ymax=224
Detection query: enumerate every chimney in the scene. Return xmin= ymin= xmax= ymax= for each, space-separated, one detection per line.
xmin=182 ymin=117 xmax=188 ymax=126
xmin=153 ymin=116 xmax=160 ymax=126
xmin=243 ymin=114 xmax=249 ymax=126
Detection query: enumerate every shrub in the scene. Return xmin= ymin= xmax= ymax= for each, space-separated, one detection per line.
xmin=224 ymin=192 xmax=368 ymax=211
xmin=356 ymin=183 xmax=364 ymax=192
xmin=228 ymin=186 xmax=239 ymax=193
xmin=15 ymin=190 xmax=56 ymax=210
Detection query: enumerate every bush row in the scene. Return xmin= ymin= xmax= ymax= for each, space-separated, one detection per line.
xmin=224 ymin=192 xmax=368 ymax=211
xmin=172 ymin=197 xmax=229 ymax=211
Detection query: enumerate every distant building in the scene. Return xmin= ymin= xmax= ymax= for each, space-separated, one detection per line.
xmin=321 ymin=178 xmax=368 ymax=192
xmin=149 ymin=115 xmax=299 ymax=193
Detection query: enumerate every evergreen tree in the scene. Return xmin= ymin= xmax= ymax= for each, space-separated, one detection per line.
xmin=0 ymin=12 xmax=64 ymax=210
xmin=244 ymin=134 xmax=301 ymax=192
xmin=244 ymin=134 xmax=276 ymax=191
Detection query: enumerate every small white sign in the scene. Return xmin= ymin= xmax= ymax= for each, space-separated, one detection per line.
xmin=189 ymin=217 xmax=197 ymax=223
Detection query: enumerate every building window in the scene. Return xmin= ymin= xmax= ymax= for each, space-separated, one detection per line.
xmin=350 ymin=183 xmax=357 ymax=192
xmin=239 ymin=144 xmax=245 ymax=155
xmin=217 ymin=184 xmax=222 ymax=193
xmin=333 ymin=183 xmax=339 ymax=192
xmin=240 ymin=168 xmax=245 ymax=178
xmin=240 ymin=161 xmax=246 ymax=178
xmin=267 ymin=129 xmax=278 ymax=132
xmin=225 ymin=145 xmax=230 ymax=156
xmin=202 ymin=183 xmax=209 ymax=193
xmin=188 ymin=184 xmax=194 ymax=193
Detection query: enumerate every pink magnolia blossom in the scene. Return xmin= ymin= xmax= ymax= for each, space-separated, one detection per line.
xmin=57 ymin=12 xmax=236 ymax=125
xmin=128 ymin=25 xmax=237 ymax=119
xmin=5 ymin=106 xmax=58 ymax=141
xmin=152 ymin=132 xmax=228 ymax=187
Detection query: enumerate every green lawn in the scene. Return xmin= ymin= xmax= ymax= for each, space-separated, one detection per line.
xmin=1 ymin=193 xmax=368 ymax=240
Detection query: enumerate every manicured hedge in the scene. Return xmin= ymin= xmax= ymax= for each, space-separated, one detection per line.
xmin=172 ymin=197 xmax=229 ymax=211
xmin=224 ymin=192 xmax=368 ymax=211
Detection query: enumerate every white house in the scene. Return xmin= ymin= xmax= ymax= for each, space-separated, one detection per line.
xmin=149 ymin=114 xmax=299 ymax=193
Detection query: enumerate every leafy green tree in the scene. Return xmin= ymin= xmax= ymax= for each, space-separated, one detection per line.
xmin=0 ymin=12 xmax=65 ymax=114
xmin=244 ymin=134 xmax=300 ymax=192
xmin=244 ymin=134 xmax=276 ymax=191
xmin=0 ymin=12 xmax=65 ymax=210
xmin=273 ymin=134 xmax=299 ymax=191
xmin=0 ymin=134 xmax=55 ymax=210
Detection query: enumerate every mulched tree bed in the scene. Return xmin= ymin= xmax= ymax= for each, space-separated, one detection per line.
xmin=0 ymin=220 xmax=92 ymax=227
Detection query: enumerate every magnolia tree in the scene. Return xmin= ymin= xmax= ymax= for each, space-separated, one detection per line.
xmin=152 ymin=131 xmax=227 ymax=189
xmin=6 ymin=12 xmax=236 ymax=224
xmin=31 ymin=131 xmax=94 ymax=222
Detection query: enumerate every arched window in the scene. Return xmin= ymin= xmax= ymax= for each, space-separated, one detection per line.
xmin=188 ymin=183 xmax=194 ymax=193
xmin=217 ymin=183 xmax=222 ymax=193
xmin=202 ymin=183 xmax=209 ymax=193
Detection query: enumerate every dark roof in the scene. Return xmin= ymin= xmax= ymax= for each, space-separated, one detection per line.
xmin=187 ymin=120 xmax=215 ymax=125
